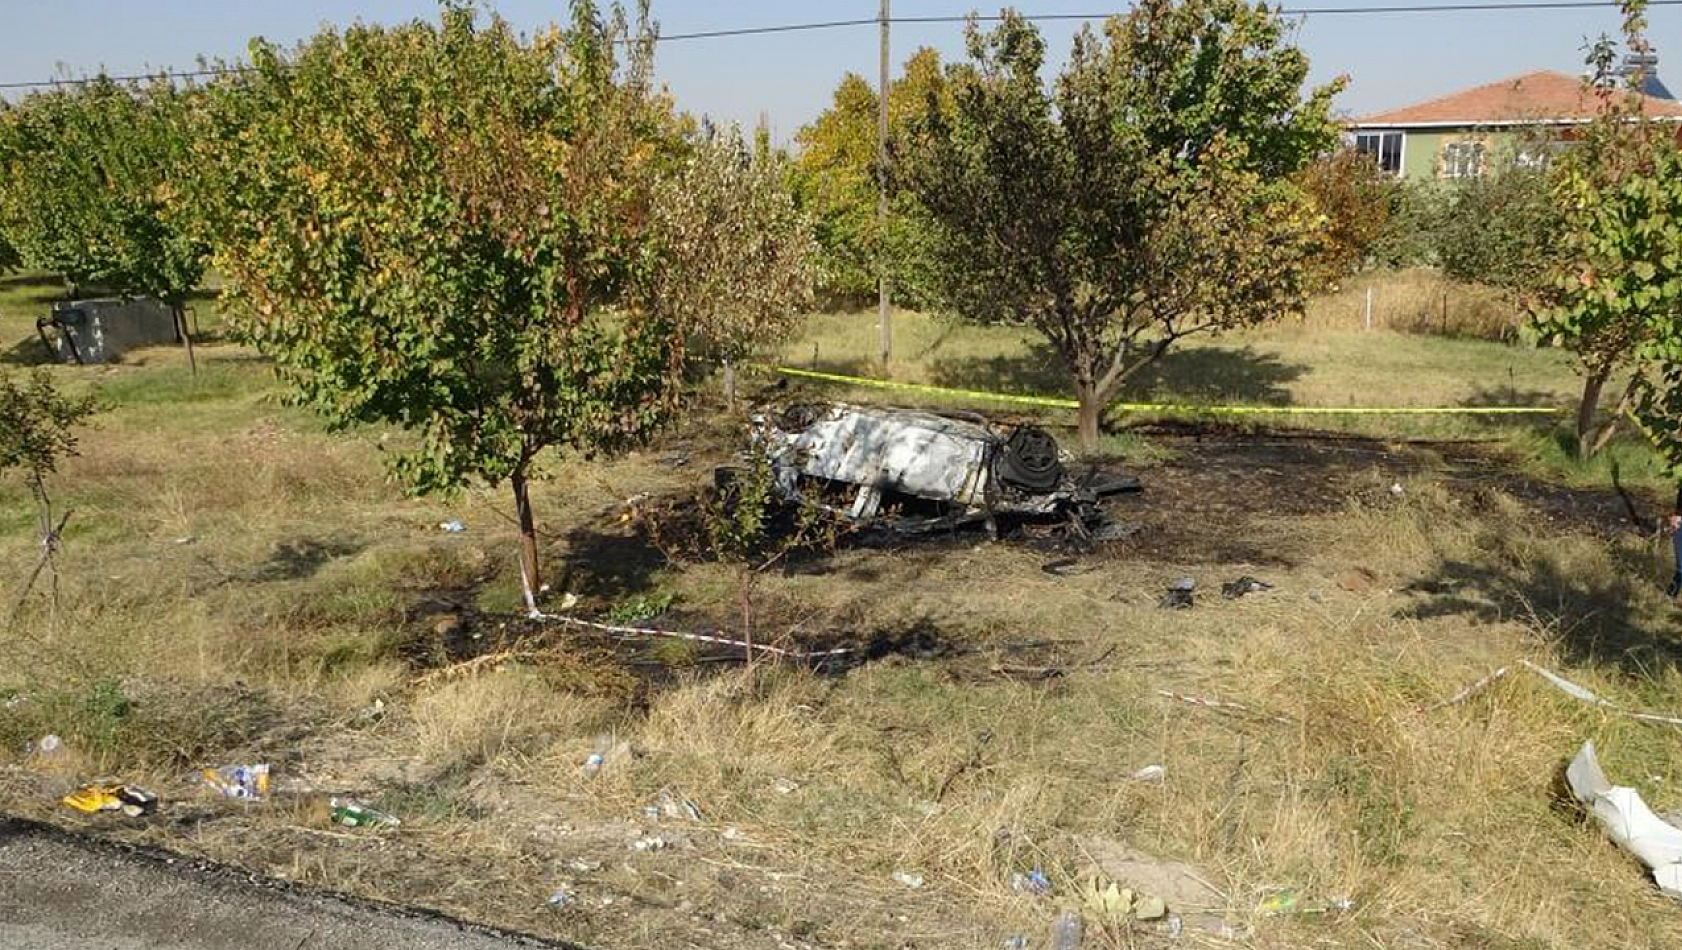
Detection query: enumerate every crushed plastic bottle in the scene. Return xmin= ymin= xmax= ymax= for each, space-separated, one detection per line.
xmin=329 ymin=797 xmax=399 ymax=828
xmin=1051 ymin=910 xmax=1083 ymax=950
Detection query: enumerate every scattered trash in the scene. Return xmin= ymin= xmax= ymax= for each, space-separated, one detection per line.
xmin=356 ymin=697 xmax=387 ymax=723
xmin=630 ymin=834 xmax=668 ymax=852
xmin=546 ymin=888 xmax=575 ymax=909
xmin=1130 ymin=764 xmax=1166 ymax=783
xmin=1566 ymin=740 xmax=1682 ymax=898
xmin=438 ymin=520 xmax=466 ymax=533
xmin=1090 ymin=521 xmax=1139 ymax=543
xmin=202 ymin=764 xmax=271 ymax=801
xmin=1156 ymin=689 xmax=1294 ymax=725
xmin=656 ymin=788 xmax=703 ymax=823
xmin=1009 ymin=869 xmax=1052 ymax=895
xmin=36 ymin=734 xmax=62 ymax=756
xmin=565 ymin=858 xmax=603 ymax=873
xmin=582 ymin=735 xmax=632 ymax=776
xmin=1521 ymin=660 xmax=1682 ymax=726
xmin=772 ymin=777 xmax=800 ymax=795
xmin=1165 ymin=914 xmax=1184 ymax=938
xmin=1135 ymin=893 xmax=1168 ymax=920
xmin=1419 ymin=666 xmax=1511 ymax=713
xmin=557 ymin=592 xmax=579 ymax=611
xmin=1041 ymin=558 xmax=1093 ymax=578
xmin=1160 ymin=577 xmax=1195 ymax=610
xmin=1051 ymin=909 xmax=1084 ymax=950
xmin=720 ymin=826 xmax=746 ymax=842
xmin=1003 ymin=937 xmax=1029 ymax=950
xmin=892 ymin=870 xmax=926 ymax=889
xmin=1388 ymin=482 xmax=1405 ymax=498
xmin=329 ymin=797 xmax=399 ymax=828
xmin=1220 ymin=576 xmax=1273 ymax=599
xmin=1255 ymin=890 xmax=1355 ymax=917
xmin=173 ymin=536 xmax=198 ymax=545
xmin=62 ymin=783 xmax=157 ymax=818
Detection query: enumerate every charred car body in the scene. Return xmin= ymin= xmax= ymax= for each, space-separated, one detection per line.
xmin=741 ymin=403 xmax=1138 ymax=536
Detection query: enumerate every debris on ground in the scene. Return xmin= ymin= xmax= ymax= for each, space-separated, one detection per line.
xmin=654 ymin=788 xmax=703 ymax=823
xmin=1220 ymin=575 xmax=1273 ymax=599
xmin=771 ymin=777 xmax=800 ymax=795
xmin=1040 ymin=557 xmax=1093 ymax=577
xmin=629 ymin=834 xmax=669 ymax=852
xmin=1157 ymin=688 xmax=1295 ymax=725
xmin=329 ymin=797 xmax=399 ymax=828
xmin=1523 ymin=660 xmax=1682 ymax=726
xmin=892 ymin=870 xmax=926 ymax=889
xmin=1419 ymin=666 xmax=1511 ymax=713
xmin=582 ymin=735 xmax=634 ymax=776
xmin=746 ymin=402 xmax=1139 ymax=536
xmin=1255 ymin=890 xmax=1354 ymax=917
xmin=1002 ymin=937 xmax=1029 ymax=950
xmin=1008 ymin=869 xmax=1051 ymax=895
xmin=437 ymin=519 xmax=466 ymax=533
xmin=1565 ymin=740 xmax=1682 ymax=898
xmin=1389 ymin=482 xmax=1406 ymax=498
xmin=1130 ymin=764 xmax=1166 ymax=783
xmin=202 ymin=763 xmax=271 ymax=801
xmin=35 ymin=734 xmax=62 ymax=757
xmin=1051 ymin=909 xmax=1084 ymax=950
xmin=546 ymin=888 xmax=575 ymax=909
xmin=62 ymin=783 xmax=158 ymax=818
xmin=1160 ymin=577 xmax=1196 ymax=609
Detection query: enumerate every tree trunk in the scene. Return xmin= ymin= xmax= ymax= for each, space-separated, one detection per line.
xmin=1076 ymin=383 xmax=1102 ymax=453
xmin=1576 ymin=369 xmax=1609 ymax=462
xmin=1587 ymin=376 xmax=1640 ymax=457
xmin=722 ymin=358 xmax=737 ymax=411
xmin=511 ymin=470 xmax=541 ymax=616
xmin=172 ymin=303 xmax=197 ymax=376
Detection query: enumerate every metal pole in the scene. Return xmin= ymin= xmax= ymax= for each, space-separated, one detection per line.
xmin=1364 ymin=286 xmax=1373 ymax=331
xmin=877 ymin=0 xmax=892 ymax=373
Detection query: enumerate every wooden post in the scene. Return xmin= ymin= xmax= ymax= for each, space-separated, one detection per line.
xmin=1363 ymin=286 xmax=1374 ymax=331
xmin=877 ymin=0 xmax=892 ymax=373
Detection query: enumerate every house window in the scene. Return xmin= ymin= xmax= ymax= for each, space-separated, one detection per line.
xmin=1354 ymin=131 xmax=1403 ymax=175
xmin=1442 ymin=141 xmax=1485 ymax=179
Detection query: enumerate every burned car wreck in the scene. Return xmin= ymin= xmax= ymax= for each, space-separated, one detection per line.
xmin=739 ymin=403 xmax=1138 ymax=537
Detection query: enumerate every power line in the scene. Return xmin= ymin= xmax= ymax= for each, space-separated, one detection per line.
xmin=2 ymin=1 xmax=1677 ymax=91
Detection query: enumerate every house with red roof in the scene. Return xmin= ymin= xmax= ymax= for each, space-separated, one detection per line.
xmin=1349 ymin=66 xmax=1682 ymax=181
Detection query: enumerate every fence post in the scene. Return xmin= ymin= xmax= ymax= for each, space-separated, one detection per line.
xmin=1364 ymin=286 xmax=1374 ymax=331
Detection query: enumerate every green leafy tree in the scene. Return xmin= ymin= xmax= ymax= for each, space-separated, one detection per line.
xmin=1435 ymin=164 xmax=1562 ymax=296
xmin=0 ymin=229 xmax=20 ymax=274
xmin=896 ymin=3 xmax=1340 ymax=450
xmin=652 ymin=126 xmax=817 ymax=408
xmin=0 ymin=78 xmax=204 ymax=340
xmin=182 ymin=2 xmax=687 ymax=611
xmin=793 ymin=47 xmax=947 ymax=308
xmin=1296 ymin=149 xmax=1399 ymax=289
xmin=1530 ymin=0 xmax=1679 ymax=460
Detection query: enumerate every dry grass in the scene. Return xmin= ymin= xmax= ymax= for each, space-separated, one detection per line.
xmin=4 ymin=271 xmax=1682 ymax=948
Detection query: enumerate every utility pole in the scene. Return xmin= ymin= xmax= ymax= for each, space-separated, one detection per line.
xmin=877 ymin=0 xmax=892 ymax=373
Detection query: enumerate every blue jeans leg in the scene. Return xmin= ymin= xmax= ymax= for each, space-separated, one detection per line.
xmin=1671 ymin=530 xmax=1682 ymax=598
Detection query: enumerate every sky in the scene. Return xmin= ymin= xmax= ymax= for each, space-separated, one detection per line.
xmin=3 ymin=1 xmax=1681 ymax=142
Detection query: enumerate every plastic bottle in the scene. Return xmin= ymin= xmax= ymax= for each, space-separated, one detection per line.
xmin=1051 ymin=910 xmax=1083 ymax=950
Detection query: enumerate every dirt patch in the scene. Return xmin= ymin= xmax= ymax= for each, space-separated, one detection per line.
xmin=1097 ymin=425 xmax=1653 ymax=565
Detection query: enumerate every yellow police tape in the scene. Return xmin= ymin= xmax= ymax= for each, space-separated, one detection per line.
xmin=753 ymin=363 xmax=1561 ymax=417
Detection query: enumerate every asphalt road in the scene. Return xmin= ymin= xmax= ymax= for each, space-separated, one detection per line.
xmin=0 ymin=818 xmax=577 ymax=950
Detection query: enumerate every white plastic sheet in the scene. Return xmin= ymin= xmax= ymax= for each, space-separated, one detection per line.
xmin=1565 ymin=740 xmax=1682 ymax=898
